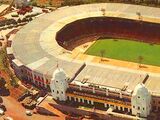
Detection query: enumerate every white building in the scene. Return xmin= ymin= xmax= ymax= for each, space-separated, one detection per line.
xmin=131 ymin=83 xmax=151 ymax=118
xmin=50 ymin=68 xmax=68 ymax=101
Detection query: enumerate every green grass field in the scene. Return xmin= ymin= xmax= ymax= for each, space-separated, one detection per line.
xmin=85 ymin=38 xmax=160 ymax=66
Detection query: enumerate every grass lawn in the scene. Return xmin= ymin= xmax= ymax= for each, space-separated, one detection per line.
xmin=85 ymin=38 xmax=160 ymax=66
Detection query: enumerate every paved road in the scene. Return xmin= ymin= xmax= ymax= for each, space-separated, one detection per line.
xmin=0 ymin=96 xmax=28 ymax=120
xmin=0 ymin=96 xmax=66 ymax=120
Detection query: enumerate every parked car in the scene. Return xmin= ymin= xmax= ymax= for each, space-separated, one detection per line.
xmin=26 ymin=110 xmax=32 ymax=116
xmin=18 ymin=91 xmax=31 ymax=102
xmin=0 ymin=108 xmax=4 ymax=115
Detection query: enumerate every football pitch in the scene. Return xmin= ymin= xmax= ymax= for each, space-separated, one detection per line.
xmin=85 ymin=38 xmax=160 ymax=66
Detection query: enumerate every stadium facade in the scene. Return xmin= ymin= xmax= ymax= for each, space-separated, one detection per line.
xmin=7 ymin=3 xmax=160 ymax=119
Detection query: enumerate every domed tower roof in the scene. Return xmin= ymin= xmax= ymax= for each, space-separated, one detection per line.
xmin=51 ymin=68 xmax=66 ymax=81
xmin=132 ymin=83 xmax=149 ymax=96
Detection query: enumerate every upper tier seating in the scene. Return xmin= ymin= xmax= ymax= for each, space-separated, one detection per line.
xmin=56 ymin=17 xmax=160 ymax=48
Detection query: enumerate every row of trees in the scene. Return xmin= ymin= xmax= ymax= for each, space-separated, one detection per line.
xmin=0 ymin=17 xmax=33 ymax=27
xmin=0 ymin=49 xmax=19 ymax=90
xmin=0 ymin=0 xmax=11 ymax=4
xmin=0 ymin=12 xmax=42 ymax=27
xmin=29 ymin=0 xmax=55 ymax=7
xmin=0 ymin=19 xmax=16 ymax=27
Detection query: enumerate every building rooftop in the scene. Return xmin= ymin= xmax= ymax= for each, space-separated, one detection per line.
xmin=11 ymin=3 xmax=160 ymax=95
xmin=74 ymin=64 xmax=146 ymax=92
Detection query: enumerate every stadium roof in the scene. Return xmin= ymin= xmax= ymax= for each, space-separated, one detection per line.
xmin=11 ymin=3 xmax=160 ymax=94
xmin=74 ymin=63 xmax=147 ymax=91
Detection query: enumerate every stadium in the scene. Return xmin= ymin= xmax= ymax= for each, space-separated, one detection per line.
xmin=7 ymin=3 xmax=160 ymax=119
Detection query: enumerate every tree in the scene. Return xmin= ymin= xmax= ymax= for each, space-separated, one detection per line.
xmin=11 ymin=19 xmax=17 ymax=25
xmin=136 ymin=12 xmax=142 ymax=21
xmin=101 ymin=8 xmax=106 ymax=16
xmin=17 ymin=18 xmax=22 ymax=23
xmin=0 ymin=97 xmax=3 ymax=104
xmin=22 ymin=18 xmax=27 ymax=23
xmin=0 ymin=77 xmax=9 ymax=96
xmin=10 ymin=75 xmax=19 ymax=88
xmin=28 ymin=17 xmax=33 ymax=21
xmin=49 ymin=0 xmax=52 ymax=6
xmin=138 ymin=56 xmax=143 ymax=67
xmin=0 ymin=77 xmax=6 ymax=89
xmin=31 ymin=1 xmax=37 ymax=6
xmin=100 ymin=49 xmax=106 ymax=61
